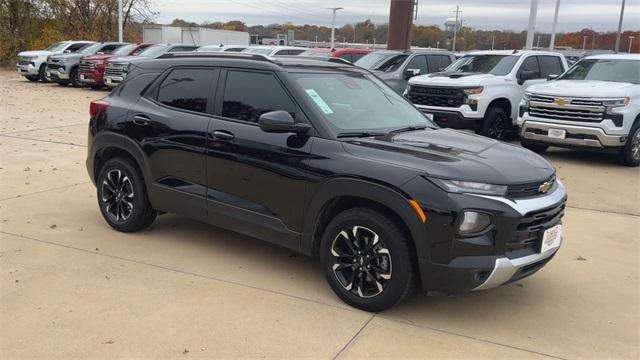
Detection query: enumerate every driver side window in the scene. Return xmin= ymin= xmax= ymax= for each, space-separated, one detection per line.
xmin=405 ymin=55 xmax=428 ymax=75
xmin=518 ymin=56 xmax=541 ymax=78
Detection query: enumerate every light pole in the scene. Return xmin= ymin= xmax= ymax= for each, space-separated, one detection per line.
xmin=118 ymin=0 xmax=123 ymax=42
xmin=327 ymin=7 xmax=343 ymax=50
xmin=549 ymin=0 xmax=561 ymax=50
xmin=582 ymin=35 xmax=588 ymax=50
xmin=629 ymin=36 xmax=636 ymax=53
xmin=615 ymin=0 xmax=626 ymax=52
xmin=525 ymin=0 xmax=538 ymax=50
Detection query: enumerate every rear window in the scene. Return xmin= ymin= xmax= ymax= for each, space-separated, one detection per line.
xmin=156 ymin=68 xmax=215 ymax=113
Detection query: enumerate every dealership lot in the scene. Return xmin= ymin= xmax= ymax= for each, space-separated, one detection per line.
xmin=0 ymin=70 xmax=638 ymax=358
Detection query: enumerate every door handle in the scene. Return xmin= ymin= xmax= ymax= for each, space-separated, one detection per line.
xmin=132 ymin=115 xmax=150 ymax=126
xmin=212 ymin=130 xmax=235 ymax=141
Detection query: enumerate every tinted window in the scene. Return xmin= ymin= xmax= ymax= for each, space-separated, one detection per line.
xmin=447 ymin=55 xmax=518 ymax=75
xmin=99 ymin=44 xmax=124 ymax=54
xmin=428 ymin=55 xmax=452 ymax=72
xmin=288 ymin=49 xmax=305 ymax=55
xmin=222 ymin=71 xmax=296 ymax=122
xmin=274 ymin=50 xmax=290 ymax=55
xmin=405 ymin=55 xmax=428 ymax=74
xmin=68 ymin=43 xmax=91 ymax=52
xmin=539 ymin=56 xmax=564 ymax=77
xmin=559 ymin=59 xmax=640 ymax=84
xmin=519 ymin=56 xmax=541 ymax=77
xmin=351 ymin=52 xmax=366 ymax=62
xmin=157 ymin=68 xmax=214 ymax=113
xmin=338 ymin=53 xmax=353 ymax=62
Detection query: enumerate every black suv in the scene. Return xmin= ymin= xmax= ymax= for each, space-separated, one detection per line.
xmin=86 ymin=53 xmax=567 ymax=311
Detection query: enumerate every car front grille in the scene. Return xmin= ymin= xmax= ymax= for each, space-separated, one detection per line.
xmin=506 ymin=201 xmax=566 ymax=252
xmin=506 ymin=176 xmax=556 ymax=199
xmin=18 ymin=56 xmax=32 ymax=65
xmin=104 ymin=63 xmax=126 ymax=77
xmin=406 ymin=86 xmax=465 ymax=108
xmin=529 ymin=95 xmax=605 ymax=122
xmin=79 ymin=61 xmax=97 ymax=71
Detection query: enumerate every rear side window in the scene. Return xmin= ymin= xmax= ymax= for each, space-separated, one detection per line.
xmin=156 ymin=68 xmax=215 ymax=113
xmin=405 ymin=55 xmax=428 ymax=74
xmin=428 ymin=55 xmax=452 ymax=72
xmin=222 ymin=71 xmax=296 ymax=123
xmin=539 ymin=56 xmax=564 ymax=77
xmin=519 ymin=56 xmax=541 ymax=77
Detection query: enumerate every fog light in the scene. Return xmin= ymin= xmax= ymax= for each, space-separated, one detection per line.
xmin=458 ymin=211 xmax=491 ymax=234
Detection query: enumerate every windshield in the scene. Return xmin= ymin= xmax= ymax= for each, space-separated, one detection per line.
xmin=113 ymin=44 xmax=136 ymax=55
xmin=558 ymin=59 xmax=640 ymax=84
xmin=46 ymin=42 xmax=68 ymax=52
xmin=137 ymin=44 xmax=170 ymax=58
xmin=292 ymin=72 xmax=434 ymax=135
xmin=242 ymin=47 xmax=273 ymax=55
xmin=446 ymin=55 xmax=519 ymax=75
xmin=79 ymin=43 xmax=102 ymax=54
xmin=355 ymin=52 xmax=407 ymax=72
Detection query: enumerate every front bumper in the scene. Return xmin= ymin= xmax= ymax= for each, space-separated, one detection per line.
xmin=521 ymin=120 xmax=626 ymax=148
xmin=420 ymin=109 xmax=482 ymax=130
xmin=16 ymin=64 xmax=38 ymax=76
xmin=47 ymin=68 xmax=70 ymax=81
xmin=104 ymin=76 xmax=124 ymax=88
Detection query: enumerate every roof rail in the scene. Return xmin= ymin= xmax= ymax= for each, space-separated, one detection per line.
xmin=157 ymin=51 xmax=281 ymax=64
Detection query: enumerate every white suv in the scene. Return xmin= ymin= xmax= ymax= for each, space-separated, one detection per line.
xmin=16 ymin=40 xmax=96 ymax=82
xmin=519 ymin=54 xmax=640 ymax=167
xmin=406 ymin=50 xmax=568 ymax=139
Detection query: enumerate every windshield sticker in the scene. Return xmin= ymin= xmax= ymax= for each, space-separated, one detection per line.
xmin=304 ymin=89 xmax=334 ymax=114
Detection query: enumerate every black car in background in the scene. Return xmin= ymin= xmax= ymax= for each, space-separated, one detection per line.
xmin=86 ymin=53 xmax=566 ymax=311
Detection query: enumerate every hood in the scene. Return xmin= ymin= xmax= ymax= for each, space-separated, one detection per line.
xmin=49 ymin=53 xmax=83 ymax=61
xmin=17 ymin=50 xmax=52 ymax=58
xmin=107 ymin=55 xmax=147 ymax=64
xmin=342 ymin=129 xmax=554 ymax=184
xmin=526 ymin=80 xmax=637 ymax=98
xmin=410 ymin=72 xmax=495 ymax=87
xmin=82 ymin=54 xmax=116 ymax=61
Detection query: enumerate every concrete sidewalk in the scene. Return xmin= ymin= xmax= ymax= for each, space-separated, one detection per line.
xmin=1 ymin=70 xmax=638 ymax=359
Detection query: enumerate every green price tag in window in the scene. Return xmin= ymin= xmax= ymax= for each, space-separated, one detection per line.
xmin=305 ymin=89 xmax=334 ymax=114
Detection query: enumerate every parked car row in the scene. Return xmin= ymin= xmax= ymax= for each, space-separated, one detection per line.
xmin=17 ymin=42 xmax=639 ymax=166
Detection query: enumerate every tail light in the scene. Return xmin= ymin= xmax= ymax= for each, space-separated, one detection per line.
xmin=89 ymin=100 xmax=110 ymax=117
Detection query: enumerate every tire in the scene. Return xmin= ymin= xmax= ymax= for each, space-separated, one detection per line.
xmin=90 ymin=84 xmax=103 ymax=90
xmin=38 ymin=64 xmax=48 ymax=82
xmin=521 ymin=141 xmax=549 ymax=154
xmin=479 ymin=107 xmax=510 ymax=140
xmin=320 ymin=208 xmax=417 ymax=312
xmin=57 ymin=81 xmax=69 ymax=86
xmin=97 ymin=157 xmax=157 ymax=232
xmin=618 ymin=121 xmax=640 ymax=167
xmin=25 ymin=75 xmax=39 ymax=82
xmin=69 ymin=67 xmax=80 ymax=87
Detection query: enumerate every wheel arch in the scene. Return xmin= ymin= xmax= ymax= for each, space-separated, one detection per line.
xmin=487 ymin=97 xmax=512 ymax=120
xmin=90 ymin=132 xmax=152 ymax=189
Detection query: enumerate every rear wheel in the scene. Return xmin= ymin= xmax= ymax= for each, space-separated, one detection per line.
xmin=69 ymin=67 xmax=80 ymax=87
xmin=25 ymin=75 xmax=39 ymax=82
xmin=479 ymin=107 xmax=509 ymax=140
xmin=38 ymin=64 xmax=48 ymax=82
xmin=618 ymin=122 xmax=640 ymax=167
xmin=97 ymin=158 xmax=157 ymax=232
xmin=320 ymin=208 xmax=416 ymax=312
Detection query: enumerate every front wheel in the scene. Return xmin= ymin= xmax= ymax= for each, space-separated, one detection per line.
xmin=38 ymin=64 xmax=48 ymax=82
xmin=479 ymin=107 xmax=510 ymax=140
xmin=320 ymin=208 xmax=416 ymax=312
xmin=69 ymin=67 xmax=80 ymax=87
xmin=97 ymin=158 xmax=157 ymax=232
xmin=25 ymin=75 xmax=39 ymax=82
xmin=618 ymin=122 xmax=640 ymax=167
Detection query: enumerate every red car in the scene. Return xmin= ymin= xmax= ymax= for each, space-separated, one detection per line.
xmin=299 ymin=48 xmax=371 ymax=63
xmin=79 ymin=43 xmax=152 ymax=88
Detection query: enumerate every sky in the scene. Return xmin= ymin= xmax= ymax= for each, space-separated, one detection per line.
xmin=154 ymin=0 xmax=640 ymax=32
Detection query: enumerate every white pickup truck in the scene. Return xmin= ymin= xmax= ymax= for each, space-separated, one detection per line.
xmin=405 ymin=50 xmax=568 ymax=140
xmin=519 ymin=54 xmax=640 ymax=167
xmin=16 ymin=40 xmax=96 ymax=82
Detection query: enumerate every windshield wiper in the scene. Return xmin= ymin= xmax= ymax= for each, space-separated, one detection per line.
xmin=337 ymin=131 xmax=386 ymax=138
xmin=389 ymin=125 xmax=429 ymax=134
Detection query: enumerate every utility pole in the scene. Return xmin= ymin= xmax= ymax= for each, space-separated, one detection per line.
xmin=388 ymin=0 xmax=416 ymax=50
xmin=327 ymin=7 xmax=343 ymax=50
xmin=629 ymin=36 xmax=636 ymax=53
xmin=582 ymin=35 xmax=587 ymax=51
xmin=525 ymin=0 xmax=538 ymax=50
xmin=549 ymin=0 xmax=560 ymax=50
xmin=491 ymin=35 xmax=495 ymax=50
xmin=452 ymin=5 xmax=461 ymax=52
xmin=118 ymin=0 xmax=123 ymax=42
xmin=615 ymin=0 xmax=626 ymax=52
xmin=536 ymin=35 xmax=540 ymax=48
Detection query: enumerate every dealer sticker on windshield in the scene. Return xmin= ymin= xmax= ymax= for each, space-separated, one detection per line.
xmin=304 ymin=89 xmax=334 ymax=114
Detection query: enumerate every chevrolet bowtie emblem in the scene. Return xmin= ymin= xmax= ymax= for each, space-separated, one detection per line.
xmin=538 ymin=182 xmax=552 ymax=194
xmin=554 ymin=98 xmax=569 ymax=106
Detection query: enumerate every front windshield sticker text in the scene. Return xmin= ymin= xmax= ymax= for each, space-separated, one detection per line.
xmin=305 ymin=89 xmax=334 ymax=114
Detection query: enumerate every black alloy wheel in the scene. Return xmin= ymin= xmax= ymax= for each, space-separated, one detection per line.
xmin=480 ymin=107 xmax=509 ymax=140
xmin=101 ymin=169 xmax=135 ymax=222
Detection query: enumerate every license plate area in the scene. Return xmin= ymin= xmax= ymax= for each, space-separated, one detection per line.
xmin=547 ymin=128 xmax=566 ymax=139
xmin=540 ymin=224 xmax=562 ymax=253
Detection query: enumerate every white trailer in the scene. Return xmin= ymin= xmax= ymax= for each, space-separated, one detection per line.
xmin=142 ymin=25 xmax=182 ymax=44
xmin=181 ymin=27 xmax=249 ymax=46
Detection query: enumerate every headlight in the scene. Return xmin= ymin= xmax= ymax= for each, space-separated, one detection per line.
xmin=602 ymin=98 xmax=629 ymax=107
xmin=462 ymin=87 xmax=483 ymax=95
xmin=457 ymin=211 xmax=492 ymax=234
xmin=429 ymin=177 xmax=507 ymax=196
xmin=523 ymin=92 xmax=532 ymax=100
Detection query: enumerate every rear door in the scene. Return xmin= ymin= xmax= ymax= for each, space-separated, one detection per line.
xmin=539 ymin=55 xmax=565 ymax=78
xmin=126 ymin=67 xmax=218 ymax=221
xmin=427 ymin=54 xmax=453 ymax=72
xmin=205 ymin=68 xmax=314 ymax=250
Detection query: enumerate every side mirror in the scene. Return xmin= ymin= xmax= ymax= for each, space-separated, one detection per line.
xmin=63 ymin=50 xmax=71 ymax=54
xmin=96 ymin=52 xmax=105 ymax=55
xmin=518 ymin=70 xmax=536 ymax=85
xmin=258 ymin=110 xmax=311 ymax=134
xmin=404 ymin=68 xmax=420 ymax=80
xmin=547 ymin=74 xmax=559 ymax=81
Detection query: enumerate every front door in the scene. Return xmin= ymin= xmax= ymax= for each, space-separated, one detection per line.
xmin=205 ymin=69 xmax=315 ymax=250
